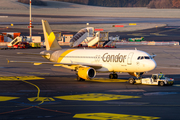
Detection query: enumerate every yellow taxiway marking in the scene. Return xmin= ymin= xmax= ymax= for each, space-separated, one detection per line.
xmin=21 ymin=78 xmax=53 ymax=105
xmin=0 ymin=96 xmax=19 ymax=102
xmin=73 ymin=113 xmax=160 ymax=120
xmin=23 ymin=80 xmax=44 ymax=105
xmin=28 ymin=97 xmax=55 ymax=102
xmin=54 ymin=93 xmax=140 ymax=101
xmin=22 ymin=80 xmax=40 ymax=98
xmin=85 ymin=78 xmax=128 ymax=83
xmin=0 ymin=76 xmax=44 ymax=81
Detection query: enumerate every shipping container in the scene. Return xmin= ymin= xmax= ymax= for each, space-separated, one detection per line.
xmin=2 ymin=32 xmax=21 ymax=39
xmin=2 ymin=32 xmax=21 ymax=42
xmin=26 ymin=36 xmax=41 ymax=42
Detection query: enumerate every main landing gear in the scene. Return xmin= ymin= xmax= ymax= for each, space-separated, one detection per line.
xmin=76 ymin=72 xmax=118 ymax=81
xmin=109 ymin=73 xmax=118 ymax=79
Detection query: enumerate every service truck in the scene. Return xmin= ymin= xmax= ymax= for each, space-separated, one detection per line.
xmin=8 ymin=36 xmax=41 ymax=49
xmin=128 ymin=37 xmax=144 ymax=42
xmin=129 ymin=74 xmax=174 ymax=86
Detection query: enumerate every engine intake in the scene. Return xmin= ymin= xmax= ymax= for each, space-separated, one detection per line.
xmin=78 ymin=67 xmax=96 ymax=80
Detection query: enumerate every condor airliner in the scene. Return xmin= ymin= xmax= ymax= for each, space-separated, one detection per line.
xmin=9 ymin=20 xmax=157 ymax=81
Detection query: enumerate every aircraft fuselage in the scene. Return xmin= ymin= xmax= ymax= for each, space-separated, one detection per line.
xmin=41 ymin=49 xmax=157 ymax=73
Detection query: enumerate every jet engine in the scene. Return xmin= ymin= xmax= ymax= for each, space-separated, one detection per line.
xmin=78 ymin=67 xmax=96 ymax=80
xmin=128 ymin=72 xmax=144 ymax=78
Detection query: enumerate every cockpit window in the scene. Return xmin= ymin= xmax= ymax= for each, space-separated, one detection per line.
xmin=137 ymin=56 xmax=152 ymax=60
xmin=145 ymin=56 xmax=150 ymax=59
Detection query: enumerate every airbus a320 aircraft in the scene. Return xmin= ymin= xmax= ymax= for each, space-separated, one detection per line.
xmin=9 ymin=20 xmax=157 ymax=82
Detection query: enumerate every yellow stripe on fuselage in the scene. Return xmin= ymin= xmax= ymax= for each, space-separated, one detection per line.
xmin=57 ymin=49 xmax=76 ymax=63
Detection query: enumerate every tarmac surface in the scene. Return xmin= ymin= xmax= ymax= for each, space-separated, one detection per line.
xmin=1 ymin=2 xmax=180 ymax=119
xmin=0 ymin=13 xmax=180 ymax=119
xmin=0 ymin=45 xmax=180 ymax=120
xmin=0 ymin=13 xmax=180 ymax=26
xmin=1 ymin=25 xmax=180 ymax=43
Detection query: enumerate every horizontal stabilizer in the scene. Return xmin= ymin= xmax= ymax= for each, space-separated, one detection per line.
xmin=8 ymin=60 xmax=102 ymax=68
xmin=17 ymin=52 xmax=47 ymax=56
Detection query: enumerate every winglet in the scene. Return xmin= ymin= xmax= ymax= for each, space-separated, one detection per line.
xmin=42 ymin=20 xmax=62 ymax=51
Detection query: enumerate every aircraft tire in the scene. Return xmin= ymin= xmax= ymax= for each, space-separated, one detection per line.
xmin=129 ymin=78 xmax=135 ymax=84
xmin=109 ymin=74 xmax=114 ymax=79
xmin=109 ymin=74 xmax=118 ymax=79
xmin=113 ymin=74 xmax=118 ymax=79
xmin=159 ymin=81 xmax=164 ymax=86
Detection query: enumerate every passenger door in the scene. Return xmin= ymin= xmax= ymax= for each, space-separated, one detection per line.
xmin=127 ymin=52 xmax=134 ymax=65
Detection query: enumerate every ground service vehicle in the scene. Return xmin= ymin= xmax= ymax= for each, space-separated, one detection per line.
xmin=128 ymin=37 xmax=144 ymax=42
xmin=129 ymin=74 xmax=174 ymax=86
xmin=13 ymin=42 xmax=30 ymax=49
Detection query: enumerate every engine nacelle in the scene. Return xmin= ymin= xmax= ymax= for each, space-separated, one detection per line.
xmin=128 ymin=72 xmax=144 ymax=78
xmin=78 ymin=67 xmax=96 ymax=80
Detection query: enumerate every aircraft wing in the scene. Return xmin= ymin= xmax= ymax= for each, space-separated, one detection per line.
xmin=7 ymin=60 xmax=102 ymax=68
xmin=71 ymin=62 xmax=102 ymax=69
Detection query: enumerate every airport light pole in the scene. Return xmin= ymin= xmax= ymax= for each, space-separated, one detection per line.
xmin=29 ymin=0 xmax=32 ymax=41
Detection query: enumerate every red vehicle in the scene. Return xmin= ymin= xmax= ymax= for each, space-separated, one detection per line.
xmin=13 ymin=42 xmax=30 ymax=49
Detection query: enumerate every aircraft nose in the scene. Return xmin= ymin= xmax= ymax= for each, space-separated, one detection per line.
xmin=146 ymin=60 xmax=157 ymax=70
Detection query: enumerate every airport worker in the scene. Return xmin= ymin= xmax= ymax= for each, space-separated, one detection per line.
xmin=159 ymin=72 xmax=164 ymax=79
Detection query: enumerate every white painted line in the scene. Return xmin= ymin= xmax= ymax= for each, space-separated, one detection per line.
xmin=0 ymin=16 xmax=8 ymax=18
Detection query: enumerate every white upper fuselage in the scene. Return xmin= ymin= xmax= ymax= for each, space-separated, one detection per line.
xmin=42 ymin=49 xmax=157 ymax=73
